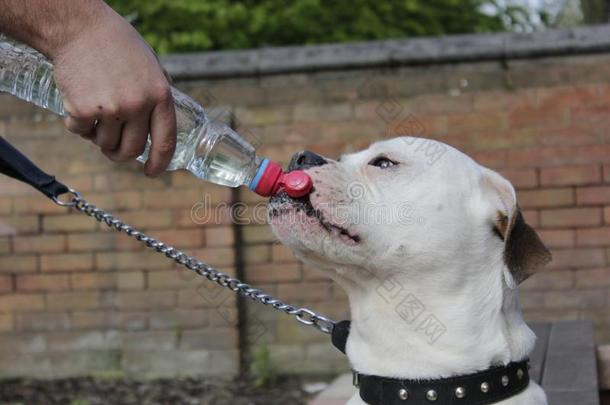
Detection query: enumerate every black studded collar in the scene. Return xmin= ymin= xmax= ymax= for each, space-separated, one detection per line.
xmin=331 ymin=321 xmax=530 ymax=405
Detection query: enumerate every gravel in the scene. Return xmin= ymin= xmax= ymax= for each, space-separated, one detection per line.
xmin=0 ymin=376 xmax=316 ymax=405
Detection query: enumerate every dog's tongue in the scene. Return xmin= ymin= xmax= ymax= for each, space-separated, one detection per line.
xmin=251 ymin=160 xmax=313 ymax=198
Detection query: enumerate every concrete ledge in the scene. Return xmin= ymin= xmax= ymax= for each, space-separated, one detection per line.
xmin=162 ymin=24 xmax=610 ymax=79
xmin=308 ymin=373 xmax=353 ymax=405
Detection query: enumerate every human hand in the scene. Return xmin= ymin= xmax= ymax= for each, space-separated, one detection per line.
xmin=48 ymin=3 xmax=176 ymax=176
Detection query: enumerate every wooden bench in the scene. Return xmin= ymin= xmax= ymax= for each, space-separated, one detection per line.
xmin=310 ymin=320 xmax=599 ymax=405
xmin=532 ymin=320 xmax=599 ymax=405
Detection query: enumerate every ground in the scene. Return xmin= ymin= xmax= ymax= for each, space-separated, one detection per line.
xmin=0 ymin=376 xmax=317 ymax=405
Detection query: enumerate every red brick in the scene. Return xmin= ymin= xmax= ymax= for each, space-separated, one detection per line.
xmin=71 ymin=311 xmax=118 ymax=330
xmin=471 ymin=149 xmax=507 ymax=169
xmin=447 ymin=112 xmax=506 ymax=134
xmin=119 ymin=311 xmax=147 ymax=331
xmin=521 ymin=270 xmax=574 ymax=291
xmin=78 ymin=191 xmax=142 ymax=211
xmin=537 ymin=85 xmax=599 ymax=109
xmin=246 ymin=263 xmax=301 ymax=283
xmin=0 ymin=215 xmax=39 ymax=235
xmin=67 ymin=233 xmax=115 ymax=252
xmin=521 ymin=210 xmax=539 ymax=227
xmin=575 ymin=268 xmax=610 ymax=288
xmin=148 ymin=270 xmax=193 ymax=289
xmin=177 ymin=206 xmax=232 ymax=228
xmin=189 ymin=248 xmax=235 ymax=267
xmin=17 ymin=274 xmax=70 ymax=292
xmin=540 ymin=207 xmax=602 ymax=227
xmin=47 ymin=331 xmax=119 ymax=351
xmin=179 ymin=329 xmax=237 ymax=350
xmin=0 ymin=314 xmax=13 ymax=332
xmin=70 ymin=273 xmax=116 ymax=290
xmin=41 ymin=253 xmax=94 ymax=272
xmin=16 ymin=312 xmax=71 ymax=332
xmin=518 ymin=188 xmax=574 ymax=209
xmin=0 ymin=237 xmax=10 ymax=254
xmin=548 ymin=248 xmax=606 ymax=269
xmin=410 ymin=93 xmax=474 ymax=114
xmin=0 ymin=255 xmax=38 ymax=274
xmin=544 ymin=289 xmax=607 ymax=309
xmin=0 ymin=294 xmax=45 ymax=312
xmin=509 ymin=105 xmax=568 ymax=130
xmin=243 ymin=245 xmax=270 ymax=264
xmin=120 ymin=291 xmax=176 ymax=310
xmin=302 ymin=264 xmax=329 ymax=281
xmin=537 ymin=229 xmax=575 ymax=249
xmin=271 ymin=244 xmax=296 ymax=263
xmin=96 ymin=251 xmax=170 ymax=271
xmin=149 ymin=229 xmax=204 ymax=249
xmin=277 ymin=282 xmax=332 ymax=301
xmin=577 ymin=186 xmax=610 ymax=205
xmin=499 ymin=168 xmax=538 ymax=189
xmin=177 ymin=288 xmax=236 ymax=309
xmin=117 ymin=272 xmax=145 ymax=290
xmin=0 ymin=197 xmax=12 ymax=215
xmin=148 ymin=309 xmax=209 ymax=330
xmin=0 ymin=275 xmax=12 ymax=294
xmin=603 ymin=164 xmax=610 ymax=183
xmin=143 ymin=189 xmax=204 ymax=209
xmin=47 ymin=292 xmax=100 ymax=311
xmin=13 ymin=235 xmax=65 ymax=254
xmin=93 ymin=172 xmax=166 ymax=191
xmin=43 ymin=214 xmax=97 ymax=232
xmin=576 ymin=227 xmax=610 ymax=247
xmin=242 ymin=225 xmax=276 ymax=244
xmin=540 ymin=165 xmax=601 ymax=186
xmin=116 ymin=210 xmax=174 ymax=230
xmin=12 ymin=195 xmax=66 ymax=214
xmin=122 ymin=331 xmax=177 ymax=351
xmin=204 ymin=227 xmax=234 ymax=247
xmin=474 ymin=90 xmax=534 ymax=112
xmin=508 ymin=144 xmax=610 ymax=168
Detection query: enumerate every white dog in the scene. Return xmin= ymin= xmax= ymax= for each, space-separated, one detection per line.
xmin=269 ymin=137 xmax=551 ymax=405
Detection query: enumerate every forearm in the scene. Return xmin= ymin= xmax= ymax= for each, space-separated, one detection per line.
xmin=0 ymin=0 xmax=107 ymax=58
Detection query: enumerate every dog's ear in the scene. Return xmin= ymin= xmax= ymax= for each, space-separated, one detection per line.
xmin=482 ymin=168 xmax=552 ymax=285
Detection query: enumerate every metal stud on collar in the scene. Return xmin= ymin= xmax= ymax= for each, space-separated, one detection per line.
xmin=425 ymin=389 xmax=438 ymax=401
xmin=480 ymin=382 xmax=490 ymax=393
xmin=455 ymin=386 xmax=466 ymax=398
xmin=398 ymin=388 xmax=409 ymax=400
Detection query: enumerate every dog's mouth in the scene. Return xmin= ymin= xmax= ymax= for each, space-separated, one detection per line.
xmin=269 ymin=192 xmax=361 ymax=244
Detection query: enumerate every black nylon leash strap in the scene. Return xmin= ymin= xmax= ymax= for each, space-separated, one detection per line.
xmin=0 ymin=137 xmax=69 ymax=199
xmin=331 ymin=321 xmax=531 ymax=405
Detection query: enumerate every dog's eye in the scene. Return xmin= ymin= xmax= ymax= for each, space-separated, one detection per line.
xmin=369 ymin=156 xmax=397 ymax=169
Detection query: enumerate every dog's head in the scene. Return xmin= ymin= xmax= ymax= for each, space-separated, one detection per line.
xmin=269 ymin=137 xmax=551 ymax=288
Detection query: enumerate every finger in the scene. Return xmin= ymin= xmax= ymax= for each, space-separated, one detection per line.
xmin=103 ymin=114 xmax=149 ymax=162
xmin=94 ymin=118 xmax=123 ymax=152
xmin=64 ymin=115 xmax=97 ymax=136
xmin=145 ymin=91 xmax=177 ymax=177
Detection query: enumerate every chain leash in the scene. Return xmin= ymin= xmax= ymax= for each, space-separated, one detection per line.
xmin=54 ymin=189 xmax=335 ymax=335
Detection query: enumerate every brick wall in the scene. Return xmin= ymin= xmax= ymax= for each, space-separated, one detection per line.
xmin=2 ymin=27 xmax=610 ymax=377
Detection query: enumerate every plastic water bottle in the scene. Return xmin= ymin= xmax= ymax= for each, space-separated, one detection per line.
xmin=0 ymin=35 xmax=312 ymax=197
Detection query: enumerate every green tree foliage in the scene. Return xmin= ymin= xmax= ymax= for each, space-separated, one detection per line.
xmin=105 ymin=0 xmax=536 ymax=54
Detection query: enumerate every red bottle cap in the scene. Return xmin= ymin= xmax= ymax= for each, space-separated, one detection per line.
xmin=250 ymin=159 xmax=313 ymax=197
xmin=281 ymin=170 xmax=313 ymax=198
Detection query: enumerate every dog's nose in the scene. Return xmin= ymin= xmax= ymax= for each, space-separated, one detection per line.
xmin=288 ymin=151 xmax=327 ymax=171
